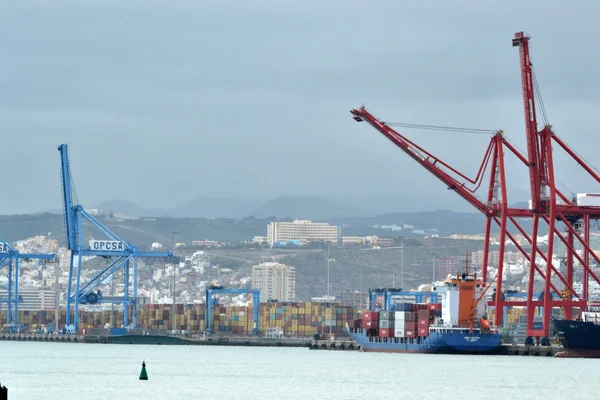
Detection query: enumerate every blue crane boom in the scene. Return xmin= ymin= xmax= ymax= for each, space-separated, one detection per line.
xmin=0 ymin=238 xmax=56 ymax=327
xmin=58 ymin=144 xmax=172 ymax=331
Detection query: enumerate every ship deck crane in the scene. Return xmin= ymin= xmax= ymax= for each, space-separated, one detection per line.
xmin=205 ymin=288 xmax=260 ymax=335
xmin=58 ymin=144 xmax=172 ymax=331
xmin=0 ymin=238 xmax=56 ymax=327
xmin=351 ymin=31 xmax=600 ymax=345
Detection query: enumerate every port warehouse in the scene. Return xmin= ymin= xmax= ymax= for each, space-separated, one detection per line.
xmin=0 ymin=302 xmax=359 ymax=336
xmin=0 ymin=301 xmax=573 ymax=339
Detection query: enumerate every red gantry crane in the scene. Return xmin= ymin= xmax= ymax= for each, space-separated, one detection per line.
xmin=351 ymin=31 xmax=600 ymax=345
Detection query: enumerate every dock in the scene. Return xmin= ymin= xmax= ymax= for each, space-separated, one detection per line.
xmin=307 ymin=340 xmax=563 ymax=356
xmin=0 ymin=332 xmax=313 ymax=347
xmin=0 ymin=332 xmax=86 ymax=343
xmin=0 ymin=333 xmax=563 ymax=356
xmin=308 ymin=339 xmax=361 ymax=350
xmin=496 ymin=343 xmax=562 ymax=357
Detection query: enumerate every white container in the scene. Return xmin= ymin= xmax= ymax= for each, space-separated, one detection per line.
xmin=395 ymin=311 xmax=406 ymax=320
xmin=394 ymin=328 xmax=405 ymax=337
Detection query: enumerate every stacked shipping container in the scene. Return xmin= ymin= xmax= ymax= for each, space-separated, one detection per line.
xmin=0 ymin=302 xmax=360 ymax=336
xmin=358 ymin=303 xmax=442 ymax=339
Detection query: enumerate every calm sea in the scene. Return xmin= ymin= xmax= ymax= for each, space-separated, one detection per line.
xmin=1 ymin=341 xmax=598 ymax=399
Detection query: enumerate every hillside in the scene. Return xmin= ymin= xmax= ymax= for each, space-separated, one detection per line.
xmin=94 ymin=198 xmax=262 ymax=218
xmin=0 ymin=206 xmax=550 ymax=248
xmin=206 ymin=238 xmax=488 ymax=300
xmin=250 ymin=195 xmax=369 ymax=220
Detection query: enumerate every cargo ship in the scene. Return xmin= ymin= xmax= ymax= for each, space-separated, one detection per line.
xmin=347 ymin=272 xmax=501 ymax=354
xmin=553 ymin=311 xmax=600 ymax=358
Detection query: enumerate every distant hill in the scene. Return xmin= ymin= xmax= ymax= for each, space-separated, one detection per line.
xmin=166 ymin=197 xmax=263 ymax=218
xmin=250 ymin=195 xmax=369 ymax=220
xmin=94 ymin=198 xmax=263 ymax=218
xmin=327 ymin=210 xmax=486 ymax=236
xmin=95 ymin=199 xmax=151 ymax=216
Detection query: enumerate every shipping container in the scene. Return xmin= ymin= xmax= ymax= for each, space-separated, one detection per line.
xmin=418 ymin=327 xmax=429 ymax=337
xmin=379 ymin=319 xmax=395 ymax=329
xmin=365 ymin=320 xmax=378 ymax=329
xmin=379 ymin=328 xmax=393 ymax=338
xmin=405 ymin=330 xmax=416 ymax=338
xmin=394 ymin=311 xmax=406 ymax=320
xmin=362 ymin=311 xmax=379 ymax=322
xmin=418 ymin=310 xmax=430 ymax=321
xmin=393 ymin=328 xmax=405 ymax=338
xmin=404 ymin=320 xmax=418 ymax=331
xmin=379 ymin=311 xmax=391 ymax=320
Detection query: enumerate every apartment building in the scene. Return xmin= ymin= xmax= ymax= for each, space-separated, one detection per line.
xmin=0 ymin=289 xmax=57 ymax=310
xmin=267 ymin=219 xmax=339 ymax=246
xmin=251 ymin=262 xmax=296 ymax=301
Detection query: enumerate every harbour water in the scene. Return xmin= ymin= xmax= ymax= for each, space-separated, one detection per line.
xmin=1 ymin=342 xmax=598 ymax=399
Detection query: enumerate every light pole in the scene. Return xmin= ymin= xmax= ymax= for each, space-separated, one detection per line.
xmin=327 ymin=242 xmax=330 ymax=297
xmin=432 ymin=254 xmax=436 ymax=284
xmin=171 ymin=231 xmax=179 ymax=333
xmin=400 ymin=236 xmax=404 ymax=289
xmin=326 ymin=242 xmax=333 ymax=335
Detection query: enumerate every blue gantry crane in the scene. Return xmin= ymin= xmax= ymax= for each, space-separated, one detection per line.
xmin=205 ymin=287 xmax=260 ymax=335
xmin=0 ymin=238 xmax=56 ymax=327
xmin=58 ymin=144 xmax=172 ymax=330
xmin=368 ymin=288 xmax=440 ymax=312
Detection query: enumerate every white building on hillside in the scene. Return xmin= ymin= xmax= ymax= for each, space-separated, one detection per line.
xmin=267 ymin=219 xmax=339 ymax=246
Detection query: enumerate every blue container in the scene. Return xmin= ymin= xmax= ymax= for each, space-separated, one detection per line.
xmin=110 ymin=328 xmax=126 ymax=336
xmin=532 ymin=322 xmax=543 ymax=330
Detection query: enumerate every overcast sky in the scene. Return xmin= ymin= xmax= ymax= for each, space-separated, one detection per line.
xmin=1 ymin=0 xmax=600 ymax=215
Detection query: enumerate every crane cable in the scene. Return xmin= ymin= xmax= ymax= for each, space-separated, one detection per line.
xmin=532 ymin=66 xmax=549 ymax=126
xmin=384 ymin=121 xmax=497 ymax=135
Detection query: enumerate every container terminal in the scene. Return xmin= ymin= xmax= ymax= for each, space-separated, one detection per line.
xmin=2 ymin=31 xmax=600 ymax=359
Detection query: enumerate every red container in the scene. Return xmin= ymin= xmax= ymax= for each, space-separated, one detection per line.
xmin=362 ymin=312 xmax=379 ymax=322
xmin=418 ymin=310 xmax=430 ymax=321
xmin=405 ymin=330 xmax=416 ymax=338
xmin=418 ymin=327 xmax=429 ymax=337
xmin=418 ymin=319 xmax=429 ymax=328
xmin=365 ymin=320 xmax=378 ymax=329
xmin=429 ymin=303 xmax=442 ymax=311
xmin=404 ymin=320 xmax=417 ymax=331
xmin=411 ymin=304 xmax=419 ymax=312
xmin=417 ymin=303 xmax=428 ymax=310
xmin=379 ymin=328 xmax=393 ymax=338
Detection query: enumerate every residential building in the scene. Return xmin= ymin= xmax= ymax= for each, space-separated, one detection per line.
xmin=251 ymin=262 xmax=296 ymax=302
xmin=437 ymin=257 xmax=460 ymax=280
xmin=191 ymin=240 xmax=220 ymax=248
xmin=341 ymin=236 xmax=365 ymax=246
xmin=266 ymin=219 xmax=339 ymax=246
xmin=0 ymin=289 xmax=57 ymax=311
xmin=252 ymin=236 xmax=268 ymax=245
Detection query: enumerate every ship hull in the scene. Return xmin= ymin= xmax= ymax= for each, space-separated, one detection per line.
xmin=349 ymin=329 xmax=501 ymax=354
xmin=552 ymin=318 xmax=600 ymax=359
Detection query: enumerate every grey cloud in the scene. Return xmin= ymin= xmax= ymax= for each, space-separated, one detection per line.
xmin=0 ymin=0 xmax=599 ymax=215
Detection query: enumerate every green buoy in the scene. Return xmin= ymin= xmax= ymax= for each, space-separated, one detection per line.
xmin=139 ymin=361 xmax=148 ymax=381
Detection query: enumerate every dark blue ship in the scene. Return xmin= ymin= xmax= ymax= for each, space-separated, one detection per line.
xmin=552 ymin=317 xmax=600 ymax=358
xmin=348 ymin=326 xmax=501 ymax=354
